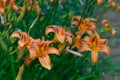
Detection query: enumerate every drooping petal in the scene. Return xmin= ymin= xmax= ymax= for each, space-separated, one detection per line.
xmin=10 ymin=31 xmax=21 ymax=39
xmin=91 ymin=51 xmax=98 ymax=64
xmin=45 ymin=27 xmax=55 ymax=35
xmin=47 ymin=47 xmax=60 ymax=55
xmin=38 ymin=55 xmax=51 ymax=70
xmin=99 ymin=45 xmax=111 ymax=56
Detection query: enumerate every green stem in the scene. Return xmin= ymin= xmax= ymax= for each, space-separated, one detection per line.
xmin=10 ymin=55 xmax=16 ymax=79
xmin=28 ymin=13 xmax=43 ymax=34
xmin=10 ymin=46 xmax=19 ymax=55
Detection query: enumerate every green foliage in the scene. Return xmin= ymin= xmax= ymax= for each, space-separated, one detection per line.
xmin=0 ymin=0 xmax=120 ymax=80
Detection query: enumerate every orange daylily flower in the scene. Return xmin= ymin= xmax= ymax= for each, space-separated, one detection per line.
xmin=46 ymin=25 xmax=66 ymax=44
xmin=25 ymin=41 xmax=60 ymax=70
xmin=71 ymin=15 xmax=96 ymax=36
xmin=58 ymin=31 xmax=73 ymax=53
xmin=82 ymin=31 xmax=111 ymax=64
xmin=102 ymin=19 xmax=116 ymax=36
xmin=65 ymin=31 xmax=73 ymax=46
xmin=10 ymin=31 xmax=31 ymax=47
xmin=76 ymin=18 xmax=96 ymax=36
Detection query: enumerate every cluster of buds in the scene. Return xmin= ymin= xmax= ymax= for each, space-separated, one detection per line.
xmin=108 ymin=0 xmax=120 ymax=10
xmin=0 ymin=0 xmax=41 ymax=25
xmin=25 ymin=0 xmax=41 ymax=14
xmin=102 ymin=19 xmax=116 ymax=35
xmin=0 ymin=0 xmax=18 ymax=14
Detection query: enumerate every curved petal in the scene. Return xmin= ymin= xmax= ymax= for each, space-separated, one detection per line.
xmin=47 ymin=47 xmax=60 ymax=55
xmin=99 ymin=45 xmax=111 ymax=56
xmin=91 ymin=51 xmax=98 ymax=64
xmin=66 ymin=36 xmax=72 ymax=45
xmin=71 ymin=21 xmax=78 ymax=26
xmin=28 ymin=48 xmax=36 ymax=59
xmin=18 ymin=40 xmax=26 ymax=47
xmin=72 ymin=16 xmax=81 ymax=21
xmin=38 ymin=55 xmax=51 ymax=70
xmin=10 ymin=31 xmax=21 ymax=39
xmin=46 ymin=27 xmax=55 ymax=35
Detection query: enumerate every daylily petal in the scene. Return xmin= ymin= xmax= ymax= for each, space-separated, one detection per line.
xmin=18 ymin=40 xmax=26 ymax=47
xmin=88 ymin=22 xmax=96 ymax=29
xmin=38 ymin=55 xmax=51 ymax=70
xmin=25 ymin=55 xmax=35 ymax=66
xmin=99 ymin=45 xmax=111 ymax=56
xmin=10 ymin=31 xmax=21 ymax=39
xmin=79 ymin=41 xmax=91 ymax=52
xmin=86 ymin=30 xmax=93 ymax=35
xmin=100 ymin=39 xmax=107 ymax=44
xmin=28 ymin=48 xmax=36 ymax=59
xmin=47 ymin=47 xmax=60 ymax=55
xmin=91 ymin=51 xmax=98 ymax=64
xmin=72 ymin=16 xmax=81 ymax=21
xmin=84 ymin=36 xmax=91 ymax=44
xmin=46 ymin=27 xmax=55 ymax=35
xmin=56 ymin=34 xmax=65 ymax=44
xmin=66 ymin=36 xmax=72 ymax=45
xmin=71 ymin=21 xmax=78 ymax=26
xmin=11 ymin=31 xmax=30 ymax=47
